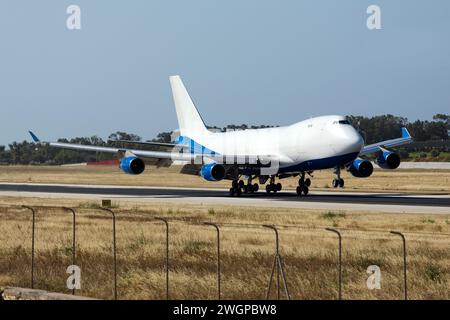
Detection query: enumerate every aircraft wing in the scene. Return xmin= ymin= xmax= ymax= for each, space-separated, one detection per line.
xmin=29 ymin=131 xmax=196 ymax=162
xmin=49 ymin=141 xmax=196 ymax=161
xmin=359 ymin=127 xmax=412 ymax=156
xmin=29 ymin=131 xmax=280 ymax=166
xmin=108 ymin=140 xmax=187 ymax=148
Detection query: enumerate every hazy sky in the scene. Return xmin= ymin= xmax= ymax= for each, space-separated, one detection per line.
xmin=1 ymin=1 xmax=449 ymax=145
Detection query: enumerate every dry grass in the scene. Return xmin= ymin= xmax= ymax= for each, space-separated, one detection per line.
xmin=0 ymin=197 xmax=449 ymax=300
xmin=0 ymin=165 xmax=449 ymax=193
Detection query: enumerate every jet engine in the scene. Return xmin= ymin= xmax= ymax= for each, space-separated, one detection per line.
xmin=200 ymin=163 xmax=226 ymax=181
xmin=347 ymin=158 xmax=373 ymax=178
xmin=119 ymin=156 xmax=145 ymax=175
xmin=375 ymin=150 xmax=400 ymax=169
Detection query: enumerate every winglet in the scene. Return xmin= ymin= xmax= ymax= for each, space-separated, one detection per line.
xmin=29 ymin=131 xmax=40 ymax=143
xmin=401 ymin=127 xmax=411 ymax=139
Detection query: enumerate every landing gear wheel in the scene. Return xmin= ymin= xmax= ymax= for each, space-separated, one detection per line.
xmin=238 ymin=180 xmax=245 ymax=189
xmin=243 ymin=185 xmax=248 ymax=193
xmin=302 ymin=186 xmax=309 ymax=195
xmin=271 ymin=184 xmax=278 ymax=193
xmin=276 ymin=183 xmax=282 ymax=191
xmin=305 ymin=178 xmax=311 ymax=187
xmin=332 ymin=179 xmax=339 ymax=188
xmin=296 ymin=186 xmax=303 ymax=196
xmin=253 ymin=183 xmax=259 ymax=192
xmin=339 ymin=178 xmax=344 ymax=188
xmin=266 ymin=184 xmax=271 ymax=193
xmin=230 ymin=180 xmax=243 ymax=196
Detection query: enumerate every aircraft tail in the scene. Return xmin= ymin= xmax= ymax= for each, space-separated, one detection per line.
xmin=169 ymin=75 xmax=208 ymax=137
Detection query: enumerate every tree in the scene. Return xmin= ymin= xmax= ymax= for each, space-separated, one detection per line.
xmin=347 ymin=115 xmax=407 ymax=144
xmin=108 ymin=131 xmax=141 ymax=142
xmin=151 ymin=132 xmax=173 ymax=143
xmin=433 ymin=114 xmax=450 ymax=128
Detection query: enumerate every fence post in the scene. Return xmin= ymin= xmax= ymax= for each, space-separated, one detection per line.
xmin=204 ymin=222 xmax=221 ymax=300
xmin=62 ymin=207 xmax=77 ymax=295
xmin=390 ymin=231 xmax=408 ymax=300
xmin=22 ymin=205 xmax=36 ymax=289
xmin=155 ymin=217 xmax=169 ymax=300
xmin=325 ymin=228 xmax=342 ymax=300
xmin=263 ymin=224 xmax=290 ymax=300
xmin=99 ymin=208 xmax=117 ymax=300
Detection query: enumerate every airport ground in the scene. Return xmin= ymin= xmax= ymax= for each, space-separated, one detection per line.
xmin=0 ymin=165 xmax=449 ymax=300
xmin=0 ymin=165 xmax=450 ymax=194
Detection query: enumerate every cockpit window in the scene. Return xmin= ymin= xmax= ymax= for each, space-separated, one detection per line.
xmin=338 ymin=120 xmax=350 ymax=125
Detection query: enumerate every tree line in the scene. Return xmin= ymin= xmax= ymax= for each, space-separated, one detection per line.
xmin=0 ymin=114 xmax=449 ymax=165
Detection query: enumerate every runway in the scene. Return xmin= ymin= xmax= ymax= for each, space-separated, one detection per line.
xmin=0 ymin=183 xmax=449 ymax=214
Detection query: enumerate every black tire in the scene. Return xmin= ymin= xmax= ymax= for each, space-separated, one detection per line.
xmin=236 ymin=187 xmax=242 ymax=196
xmin=339 ymin=178 xmax=344 ymax=188
xmin=243 ymin=185 xmax=248 ymax=193
xmin=253 ymin=183 xmax=259 ymax=192
xmin=305 ymin=178 xmax=311 ymax=187
xmin=302 ymin=186 xmax=309 ymax=195
xmin=276 ymin=183 xmax=282 ymax=191
xmin=266 ymin=184 xmax=271 ymax=193
xmin=296 ymin=186 xmax=303 ymax=196
xmin=232 ymin=180 xmax=238 ymax=188
xmin=238 ymin=180 xmax=245 ymax=188
xmin=229 ymin=188 xmax=235 ymax=196
xmin=332 ymin=179 xmax=339 ymax=188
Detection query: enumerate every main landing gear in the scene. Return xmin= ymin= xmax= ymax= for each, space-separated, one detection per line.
xmin=229 ymin=174 xmax=313 ymax=197
xmin=265 ymin=176 xmax=282 ymax=193
xmin=296 ymin=172 xmax=311 ymax=196
xmin=229 ymin=177 xmax=259 ymax=196
xmin=332 ymin=166 xmax=345 ymax=188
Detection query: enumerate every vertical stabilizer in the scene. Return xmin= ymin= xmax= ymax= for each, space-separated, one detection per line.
xmin=169 ymin=75 xmax=208 ymax=137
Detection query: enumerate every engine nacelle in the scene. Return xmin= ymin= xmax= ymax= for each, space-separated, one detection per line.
xmin=119 ymin=156 xmax=145 ymax=175
xmin=348 ymin=158 xmax=373 ymax=178
xmin=376 ymin=151 xmax=400 ymax=170
xmin=200 ymin=163 xmax=226 ymax=181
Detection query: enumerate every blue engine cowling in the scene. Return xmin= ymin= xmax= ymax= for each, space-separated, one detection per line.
xmin=200 ymin=163 xmax=226 ymax=181
xmin=119 ymin=156 xmax=145 ymax=175
xmin=348 ymin=158 xmax=373 ymax=178
xmin=376 ymin=151 xmax=400 ymax=170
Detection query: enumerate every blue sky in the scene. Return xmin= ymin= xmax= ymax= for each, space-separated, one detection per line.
xmin=1 ymin=1 xmax=449 ymax=145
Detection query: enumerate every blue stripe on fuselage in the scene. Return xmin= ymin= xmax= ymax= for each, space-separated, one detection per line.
xmin=175 ymin=136 xmax=219 ymax=156
xmin=279 ymin=152 xmax=359 ymax=173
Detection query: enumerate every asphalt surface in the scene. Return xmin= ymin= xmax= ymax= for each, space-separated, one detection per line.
xmin=0 ymin=183 xmax=449 ymax=208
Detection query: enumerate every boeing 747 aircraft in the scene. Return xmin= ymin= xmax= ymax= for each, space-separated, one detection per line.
xmin=29 ymin=76 xmax=412 ymax=196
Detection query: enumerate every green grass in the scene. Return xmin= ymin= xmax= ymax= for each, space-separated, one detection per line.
xmin=79 ymin=201 xmax=119 ymax=209
xmin=424 ymin=264 xmax=444 ymax=283
xmin=407 ymin=151 xmax=450 ymax=162
xmin=320 ymin=211 xmax=346 ymax=220
xmin=421 ymin=217 xmax=436 ymax=224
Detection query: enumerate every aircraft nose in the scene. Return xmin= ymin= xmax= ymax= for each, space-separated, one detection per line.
xmin=349 ymin=130 xmax=364 ymax=152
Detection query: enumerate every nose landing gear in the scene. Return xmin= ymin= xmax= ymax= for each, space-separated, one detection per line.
xmin=332 ymin=166 xmax=345 ymax=188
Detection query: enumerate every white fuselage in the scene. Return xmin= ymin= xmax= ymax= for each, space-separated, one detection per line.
xmin=187 ymin=115 xmax=364 ymax=173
